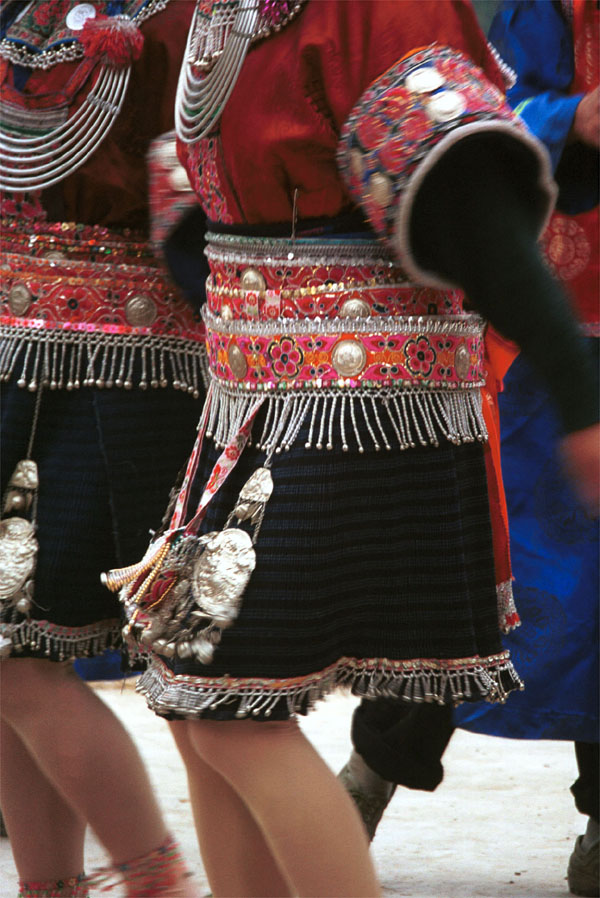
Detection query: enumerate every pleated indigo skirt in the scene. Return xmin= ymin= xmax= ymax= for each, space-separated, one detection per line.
xmin=138 ymin=404 xmax=522 ymax=721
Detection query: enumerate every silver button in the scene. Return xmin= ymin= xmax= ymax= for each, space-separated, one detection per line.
xmin=427 ymin=90 xmax=467 ymax=122
xmin=405 ymin=66 xmax=446 ymax=94
xmin=339 ymin=298 xmax=370 ymax=318
xmin=221 ymin=305 xmax=233 ymax=320
xmin=66 ymin=3 xmax=96 ymax=30
xmin=8 ymin=283 xmax=32 ymax=316
xmin=228 ymin=343 xmax=248 ymax=379
xmin=240 ymin=268 xmax=266 ymax=292
xmin=45 ymin=250 xmax=66 ymax=262
xmin=125 ymin=294 xmax=157 ymax=327
xmin=454 ymin=344 xmax=471 ymax=380
xmin=332 ymin=339 xmax=367 ymax=378
xmin=368 ymin=172 xmax=393 ymax=208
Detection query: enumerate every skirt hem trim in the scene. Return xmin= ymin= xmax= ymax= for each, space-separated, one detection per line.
xmin=137 ymin=651 xmax=524 ymax=719
xmin=1 ymin=617 xmax=122 ymax=661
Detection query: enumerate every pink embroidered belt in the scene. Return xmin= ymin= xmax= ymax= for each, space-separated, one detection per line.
xmin=0 ymin=218 xmax=206 ymax=393
xmin=204 ymin=232 xmax=485 ymax=392
xmin=200 ymin=233 xmax=488 ymax=453
xmin=206 ymin=311 xmax=484 ymax=392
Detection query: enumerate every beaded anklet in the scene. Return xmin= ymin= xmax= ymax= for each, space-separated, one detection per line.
xmin=18 ymin=875 xmax=88 ymax=897
xmin=85 ymin=834 xmax=191 ymax=897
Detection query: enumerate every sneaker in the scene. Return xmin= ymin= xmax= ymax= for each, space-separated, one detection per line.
xmin=338 ymin=761 xmax=396 ymax=841
xmin=568 ymin=835 xmax=599 ymax=897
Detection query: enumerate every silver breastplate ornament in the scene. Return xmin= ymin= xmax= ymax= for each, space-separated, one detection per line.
xmin=0 ymin=0 xmax=169 ymax=191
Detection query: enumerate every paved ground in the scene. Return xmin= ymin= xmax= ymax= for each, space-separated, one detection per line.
xmin=0 ymin=681 xmax=584 ymax=897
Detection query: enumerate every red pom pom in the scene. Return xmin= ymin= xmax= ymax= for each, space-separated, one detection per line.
xmin=80 ymin=13 xmax=144 ymax=68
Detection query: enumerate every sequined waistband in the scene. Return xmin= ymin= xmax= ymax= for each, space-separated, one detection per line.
xmin=1 ymin=221 xmax=202 ymax=338
xmin=205 ymin=231 xmax=466 ymax=322
xmin=203 ymin=233 xmax=483 ymax=393
xmin=0 ymin=218 xmax=157 ymax=267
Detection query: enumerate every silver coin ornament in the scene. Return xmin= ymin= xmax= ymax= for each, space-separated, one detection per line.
xmin=66 ymin=3 xmax=96 ymax=30
xmin=454 ymin=344 xmax=471 ymax=380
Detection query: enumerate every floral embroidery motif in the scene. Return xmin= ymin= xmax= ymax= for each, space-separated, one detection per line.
xmin=207 ymin=320 xmax=483 ymax=390
xmin=1 ymin=218 xmax=206 ymax=392
xmin=405 ymin=336 xmax=436 ymax=377
xmin=543 ymin=214 xmax=591 ymax=282
xmin=267 ymin=336 xmax=304 ymax=378
xmin=29 ymin=0 xmax=69 ymax=30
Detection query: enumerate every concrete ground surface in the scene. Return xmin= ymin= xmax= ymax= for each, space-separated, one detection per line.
xmin=0 ymin=681 xmax=585 ymax=898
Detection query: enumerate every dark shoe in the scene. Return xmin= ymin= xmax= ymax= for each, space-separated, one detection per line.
xmin=338 ymin=761 xmax=396 ymax=841
xmin=568 ymin=835 xmax=599 ymax=897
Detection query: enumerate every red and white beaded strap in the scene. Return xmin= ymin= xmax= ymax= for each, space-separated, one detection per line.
xmin=169 ymin=388 xmax=265 ymax=535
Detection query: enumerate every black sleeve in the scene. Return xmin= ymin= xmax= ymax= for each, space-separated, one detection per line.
xmin=410 ymin=133 xmax=598 ymax=434
xmin=163 ymin=205 xmax=209 ymax=312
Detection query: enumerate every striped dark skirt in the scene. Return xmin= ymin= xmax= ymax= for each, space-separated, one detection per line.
xmin=137 ymin=404 xmax=522 ymax=721
xmin=1 ymin=376 xmax=201 ymax=661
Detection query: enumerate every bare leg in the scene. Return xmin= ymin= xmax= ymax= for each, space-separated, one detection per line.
xmin=0 ymin=719 xmax=85 ymax=886
xmin=182 ymin=716 xmax=381 ymax=898
xmin=1 ymin=659 xmax=167 ymax=865
xmin=171 ymin=721 xmax=292 ymax=897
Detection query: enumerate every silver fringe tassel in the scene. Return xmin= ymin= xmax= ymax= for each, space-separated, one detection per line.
xmin=138 ymin=652 xmax=524 ymax=719
xmin=206 ymin=381 xmax=488 ymax=453
xmin=1 ymin=616 xmax=121 ymax=661
xmin=0 ymin=326 xmax=208 ymax=396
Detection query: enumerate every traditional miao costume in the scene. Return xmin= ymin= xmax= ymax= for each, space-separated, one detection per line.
xmin=106 ymin=0 xmax=564 ymax=722
xmin=0 ymin=0 xmax=204 ymax=663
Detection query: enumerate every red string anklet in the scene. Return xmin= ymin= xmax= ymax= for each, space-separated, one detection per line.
xmin=85 ymin=834 xmax=192 ymax=897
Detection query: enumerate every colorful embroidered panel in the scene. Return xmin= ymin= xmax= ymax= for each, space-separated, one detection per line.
xmin=181 ymin=136 xmax=235 ymax=224
xmin=338 ymin=43 xmax=553 ymax=286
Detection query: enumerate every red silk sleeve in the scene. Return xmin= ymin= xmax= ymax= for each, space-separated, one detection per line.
xmin=190 ymin=0 xmax=506 ymax=226
xmin=312 ymin=0 xmax=506 ymax=131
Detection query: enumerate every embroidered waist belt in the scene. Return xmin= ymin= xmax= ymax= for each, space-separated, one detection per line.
xmin=206 ymin=311 xmax=484 ymax=391
xmin=0 ymin=219 xmax=206 ymax=394
xmin=202 ymin=233 xmax=488 ymax=452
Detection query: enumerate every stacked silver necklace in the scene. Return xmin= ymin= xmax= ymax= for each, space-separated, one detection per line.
xmin=175 ymin=0 xmax=307 ymax=143
xmin=0 ymin=0 xmax=168 ymax=191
